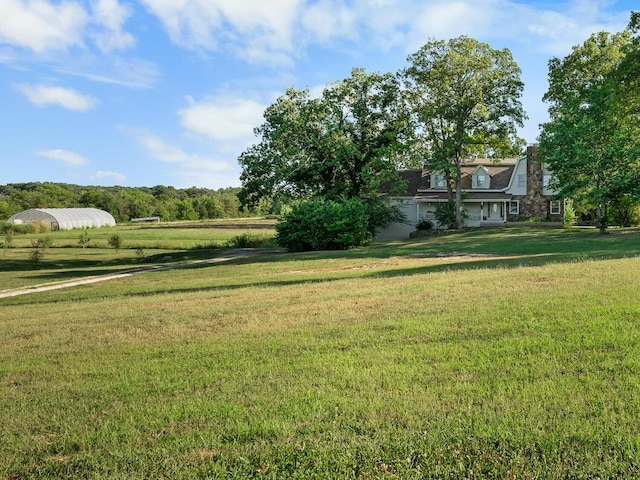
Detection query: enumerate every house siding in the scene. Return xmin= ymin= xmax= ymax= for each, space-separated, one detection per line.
xmin=509 ymin=147 xmax=563 ymax=222
xmin=376 ymin=146 xmax=562 ymax=240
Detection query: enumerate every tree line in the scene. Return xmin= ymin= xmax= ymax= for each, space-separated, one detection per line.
xmin=0 ymin=182 xmax=252 ymax=223
xmin=539 ymin=12 xmax=640 ymax=232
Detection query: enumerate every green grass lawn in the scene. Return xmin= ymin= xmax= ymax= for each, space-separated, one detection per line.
xmin=1 ymin=225 xmax=640 ymax=478
xmin=0 ymin=218 xmax=276 ymax=290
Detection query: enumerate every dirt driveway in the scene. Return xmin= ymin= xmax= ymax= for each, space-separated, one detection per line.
xmin=0 ymin=248 xmax=283 ymax=299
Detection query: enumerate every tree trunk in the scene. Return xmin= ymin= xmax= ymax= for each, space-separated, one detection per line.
xmin=597 ymin=202 xmax=607 ymax=234
xmin=455 ymin=180 xmax=463 ymax=229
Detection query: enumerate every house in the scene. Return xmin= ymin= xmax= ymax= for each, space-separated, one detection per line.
xmin=377 ymin=146 xmax=563 ymax=240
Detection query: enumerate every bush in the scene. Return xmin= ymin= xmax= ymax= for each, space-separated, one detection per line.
xmin=28 ymin=236 xmax=53 ymax=264
xmin=225 ymin=233 xmax=275 ymax=249
xmin=434 ymin=202 xmax=458 ymax=229
xmin=609 ymin=196 xmax=640 ymax=227
xmin=563 ymin=199 xmax=577 ymax=228
xmin=108 ymin=234 xmax=124 ymax=252
xmin=0 ymin=221 xmax=37 ymax=234
xmin=416 ymin=218 xmax=433 ymax=231
xmin=276 ymin=198 xmax=370 ymax=252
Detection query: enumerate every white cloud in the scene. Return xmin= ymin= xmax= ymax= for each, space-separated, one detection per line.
xmin=140 ymin=0 xmax=301 ymax=65
xmin=124 ymin=127 xmax=232 ymax=171
xmin=301 ymin=0 xmax=358 ymax=44
xmin=57 ymin=57 xmax=160 ymax=90
xmin=15 ymin=83 xmax=98 ymax=111
xmin=413 ymin=1 xmax=493 ymax=40
xmin=0 ymin=0 xmax=88 ymax=52
xmin=91 ymin=0 xmax=136 ymax=52
xmin=178 ymin=95 xmax=265 ymax=144
xmin=92 ymin=170 xmax=126 ymax=183
xmin=0 ymin=0 xmax=136 ymax=54
xmin=36 ymin=149 xmax=89 ymax=166
xmin=121 ymin=126 xmax=241 ymax=188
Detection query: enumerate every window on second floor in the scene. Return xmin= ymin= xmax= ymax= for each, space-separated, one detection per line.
xmin=434 ymin=174 xmax=446 ymax=188
xmin=543 ymin=174 xmax=552 ymax=187
xmin=518 ymin=174 xmax=526 ymax=188
xmin=476 ymin=174 xmax=486 ymax=188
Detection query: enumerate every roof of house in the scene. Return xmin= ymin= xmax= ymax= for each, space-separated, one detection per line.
xmin=393 ymin=158 xmax=519 ymax=196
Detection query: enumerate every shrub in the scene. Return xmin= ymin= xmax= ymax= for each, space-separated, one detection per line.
xmin=434 ymin=202 xmax=458 ymax=229
xmin=78 ymin=229 xmax=90 ymax=249
xmin=4 ymin=232 xmax=13 ymax=249
xmin=0 ymin=222 xmax=36 ymax=234
xmin=28 ymin=236 xmax=53 ymax=264
xmin=225 ymin=233 xmax=275 ymax=249
xmin=609 ymin=196 xmax=640 ymax=227
xmin=276 ymin=198 xmax=370 ymax=252
xmin=108 ymin=234 xmax=124 ymax=252
xmin=563 ymin=199 xmax=577 ymax=228
xmin=416 ymin=218 xmax=433 ymax=231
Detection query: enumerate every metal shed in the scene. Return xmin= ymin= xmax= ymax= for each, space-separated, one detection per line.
xmin=8 ymin=208 xmax=116 ymax=231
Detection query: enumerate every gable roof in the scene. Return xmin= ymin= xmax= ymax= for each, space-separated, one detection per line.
xmin=392 ymin=157 xmax=519 ymax=196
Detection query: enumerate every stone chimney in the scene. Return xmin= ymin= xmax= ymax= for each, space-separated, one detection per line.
xmin=526 ymin=145 xmax=542 ymax=198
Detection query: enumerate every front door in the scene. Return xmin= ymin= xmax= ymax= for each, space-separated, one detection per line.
xmin=488 ymin=202 xmax=503 ymax=222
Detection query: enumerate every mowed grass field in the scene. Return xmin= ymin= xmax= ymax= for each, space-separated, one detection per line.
xmin=1 ymin=222 xmax=640 ymax=478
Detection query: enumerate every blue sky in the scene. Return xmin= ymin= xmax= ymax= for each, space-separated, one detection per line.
xmin=0 ymin=0 xmax=636 ymax=189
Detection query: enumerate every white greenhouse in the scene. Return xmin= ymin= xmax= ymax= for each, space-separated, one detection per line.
xmin=8 ymin=208 xmax=116 ymax=231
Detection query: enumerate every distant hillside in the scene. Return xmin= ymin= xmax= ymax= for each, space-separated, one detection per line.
xmin=0 ymin=182 xmax=252 ymax=222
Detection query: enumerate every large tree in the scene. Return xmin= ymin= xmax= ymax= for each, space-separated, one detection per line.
xmin=538 ymin=20 xmax=640 ymax=232
xmin=402 ymin=36 xmax=526 ymax=229
xmin=239 ymin=68 xmax=408 ymax=208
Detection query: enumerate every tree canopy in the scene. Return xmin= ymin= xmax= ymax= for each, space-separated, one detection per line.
xmin=238 ymin=67 xmax=408 ymax=209
xmin=402 ymin=36 xmax=527 ymax=228
xmin=0 ymin=182 xmax=244 ymax=223
xmin=538 ymin=19 xmax=640 ymax=232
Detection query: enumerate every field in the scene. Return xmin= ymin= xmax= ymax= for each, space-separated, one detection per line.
xmin=1 ymin=222 xmax=640 ymax=478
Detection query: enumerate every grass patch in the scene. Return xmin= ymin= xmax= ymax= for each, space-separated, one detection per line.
xmin=1 ymin=225 xmax=640 ymax=477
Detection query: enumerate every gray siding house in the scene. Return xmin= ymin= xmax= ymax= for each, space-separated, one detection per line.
xmin=377 ymin=146 xmax=563 ymax=241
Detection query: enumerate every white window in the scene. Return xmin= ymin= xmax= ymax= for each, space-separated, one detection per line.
xmin=509 ymin=201 xmax=519 ymax=214
xmin=434 ymin=174 xmax=446 ymax=188
xmin=550 ymin=200 xmax=561 ymax=214
xmin=543 ymin=174 xmax=552 ymax=187
xmin=518 ymin=174 xmax=526 ymax=188
xmin=476 ymin=174 xmax=486 ymax=188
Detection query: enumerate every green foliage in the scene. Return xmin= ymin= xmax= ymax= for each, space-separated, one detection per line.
xmin=28 ymin=236 xmax=52 ymax=264
xmin=539 ymin=23 xmax=640 ymax=233
xmin=108 ymin=234 xmax=123 ymax=252
xmin=276 ymin=198 xmax=370 ymax=252
xmin=0 ymin=182 xmax=247 ymax=223
xmin=434 ymin=201 xmax=461 ymax=229
xmin=225 ymin=232 xmax=275 ymax=249
xmin=416 ymin=218 xmax=433 ymax=231
xmin=4 ymin=232 xmax=13 ymax=249
xmin=563 ymin=199 xmax=577 ymax=228
xmin=0 ymin=222 xmax=38 ymax=234
xmin=78 ymin=229 xmax=90 ymax=249
xmin=403 ymin=36 xmax=527 ymax=228
xmin=238 ymin=68 xmax=408 ymax=209
xmin=609 ymin=196 xmax=640 ymax=227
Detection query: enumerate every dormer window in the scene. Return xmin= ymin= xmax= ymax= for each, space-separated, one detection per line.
xmin=472 ymin=166 xmax=490 ymax=189
xmin=476 ymin=174 xmax=486 ymax=188
xmin=433 ymin=173 xmax=446 ymax=188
